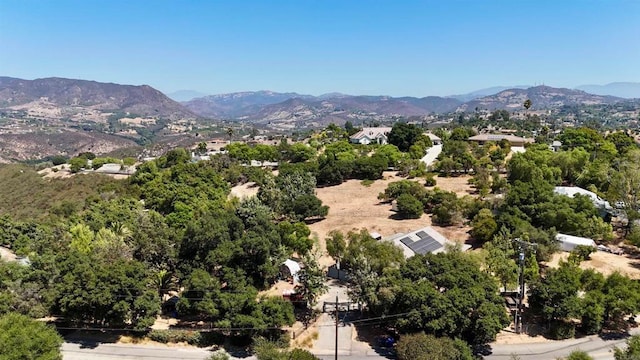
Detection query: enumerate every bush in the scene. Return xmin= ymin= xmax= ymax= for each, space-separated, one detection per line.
xmin=396 ymin=193 xmax=424 ymax=219
xmin=148 ymin=329 xmax=202 ymax=345
xmin=548 ymin=321 xmax=576 ymax=340
xmin=424 ymin=174 xmax=437 ymax=186
xmin=51 ymin=155 xmax=68 ymax=166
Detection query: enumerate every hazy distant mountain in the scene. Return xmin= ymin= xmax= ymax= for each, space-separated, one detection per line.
xmin=448 ymin=85 xmax=530 ymax=102
xmin=0 ymin=76 xmax=195 ymax=119
xmin=183 ymin=91 xmax=316 ymax=118
xmin=457 ymin=85 xmax=623 ymax=112
xmin=184 ymin=91 xmax=461 ymax=126
xmin=167 ymin=90 xmax=207 ymax=102
xmin=575 ymin=82 xmax=640 ymax=99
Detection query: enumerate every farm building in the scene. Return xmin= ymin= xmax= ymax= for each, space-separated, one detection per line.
xmin=554 ymin=186 xmax=613 ymax=217
xmin=280 ymin=259 xmax=301 ymax=283
xmin=556 ymin=233 xmax=597 ymax=252
xmin=385 ymin=226 xmax=471 ymax=258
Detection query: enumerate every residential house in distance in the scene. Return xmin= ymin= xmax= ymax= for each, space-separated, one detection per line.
xmin=349 ymin=127 xmax=392 ymax=145
xmin=550 ymin=140 xmax=563 ymax=152
xmin=385 ymin=226 xmax=471 ymax=258
xmin=468 ymin=134 xmax=534 ymax=147
xmin=425 ymin=132 xmax=442 ymax=145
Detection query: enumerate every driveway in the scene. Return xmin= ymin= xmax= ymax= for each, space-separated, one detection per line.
xmin=420 ymin=144 xmax=442 ymax=167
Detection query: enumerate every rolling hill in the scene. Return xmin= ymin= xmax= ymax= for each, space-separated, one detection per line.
xmin=456 ymin=86 xmax=624 ymax=112
xmin=0 ymin=76 xmax=196 ymax=120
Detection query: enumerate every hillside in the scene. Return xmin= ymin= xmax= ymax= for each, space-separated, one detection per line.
xmin=0 ymin=164 xmax=126 ymax=220
xmin=0 ymin=76 xmax=196 ymax=120
xmin=457 ymin=85 xmax=623 ymax=112
xmin=0 ymin=77 xmax=204 ymax=161
xmin=184 ymin=91 xmax=461 ymax=128
xmin=183 ymin=90 xmax=315 ymax=118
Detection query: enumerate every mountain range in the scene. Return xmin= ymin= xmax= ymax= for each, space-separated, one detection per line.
xmin=575 ymin=82 xmax=640 ymax=99
xmin=0 ymin=75 xmax=638 ymax=161
xmin=1 ymin=76 xmax=637 ymax=127
xmin=180 ymin=86 xmax=628 ymax=127
xmin=0 ymin=76 xmax=196 ymax=120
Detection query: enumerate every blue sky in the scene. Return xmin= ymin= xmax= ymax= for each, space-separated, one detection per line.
xmin=1 ymin=0 xmax=638 ymax=97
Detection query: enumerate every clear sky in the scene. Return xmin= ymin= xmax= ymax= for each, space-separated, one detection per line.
xmin=1 ymin=0 xmax=638 ymax=97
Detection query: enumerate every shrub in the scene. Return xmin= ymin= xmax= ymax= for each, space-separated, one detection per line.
xmin=396 ymin=193 xmax=423 ymax=219
xmin=548 ymin=321 xmax=576 ymax=340
xmin=148 ymin=329 xmax=202 ymax=345
xmin=424 ymin=174 xmax=437 ymax=186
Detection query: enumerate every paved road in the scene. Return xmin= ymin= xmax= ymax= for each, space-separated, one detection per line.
xmin=63 ymin=342 xmax=231 ymax=360
xmin=487 ymin=332 xmax=635 ymax=360
xmin=63 ymin=329 xmax=638 ymax=360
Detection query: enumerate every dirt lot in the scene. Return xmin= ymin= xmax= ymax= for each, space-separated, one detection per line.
xmin=309 ymin=172 xmax=475 ymax=266
xmin=545 ymin=251 xmax=640 ymax=279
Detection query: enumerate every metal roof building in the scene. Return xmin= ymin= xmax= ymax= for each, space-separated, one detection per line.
xmin=385 ymin=226 xmax=471 ymax=258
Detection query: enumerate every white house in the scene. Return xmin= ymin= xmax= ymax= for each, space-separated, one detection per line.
xmin=385 ymin=226 xmax=471 ymax=258
xmin=425 ymin=133 xmax=442 ymax=145
xmin=556 ymin=233 xmax=597 ymax=252
xmin=349 ymin=127 xmax=392 ymax=145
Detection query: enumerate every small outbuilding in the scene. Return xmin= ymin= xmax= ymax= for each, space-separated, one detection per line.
xmin=556 ymin=233 xmax=597 ymax=252
xmin=280 ymin=259 xmax=301 ymax=283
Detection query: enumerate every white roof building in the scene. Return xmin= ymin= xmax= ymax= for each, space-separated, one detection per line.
xmin=281 ymin=259 xmax=301 ymax=283
xmin=556 ymin=233 xmax=597 ymax=252
xmin=554 ymin=186 xmax=612 ymax=211
xmin=349 ymin=127 xmax=392 ymax=145
xmin=385 ymin=226 xmax=471 ymax=258
xmin=425 ymin=133 xmax=442 ymax=145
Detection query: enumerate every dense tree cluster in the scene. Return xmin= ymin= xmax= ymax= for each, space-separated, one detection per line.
xmin=0 ymin=148 xmax=322 ymax=340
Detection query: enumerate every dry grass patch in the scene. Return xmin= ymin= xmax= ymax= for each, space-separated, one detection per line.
xmin=545 ymin=251 xmax=640 ymax=279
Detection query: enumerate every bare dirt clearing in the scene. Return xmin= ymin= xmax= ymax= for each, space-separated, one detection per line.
xmin=429 ymin=174 xmax=476 ymax=197
xmin=309 ymin=172 xmax=475 ymax=266
xmin=545 ymin=251 xmax=640 ymax=279
xmin=229 ymin=182 xmax=259 ymax=199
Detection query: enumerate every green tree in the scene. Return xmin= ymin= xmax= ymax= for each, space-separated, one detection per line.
xmin=68 ymin=157 xmax=88 ymax=173
xmin=325 ymin=230 xmax=347 ymax=268
xmin=484 ymin=230 xmax=518 ymax=291
xmin=295 ymin=254 xmax=328 ymax=307
xmin=396 ymin=333 xmax=473 ymax=360
xmin=608 ymin=149 xmax=640 ymax=230
xmin=386 ymin=250 xmax=509 ymax=344
xmin=388 ymin=123 xmax=425 ymax=152
xmin=614 ymin=335 xmax=640 ymax=360
xmin=396 ymin=193 xmax=424 ymax=219
xmin=0 ymin=312 xmax=63 ymax=360
xmin=470 ymin=209 xmax=497 ymax=243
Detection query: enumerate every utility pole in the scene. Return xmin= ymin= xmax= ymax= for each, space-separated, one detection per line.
xmin=335 ymin=295 xmax=339 ymax=360
xmin=513 ymin=237 xmax=537 ymax=334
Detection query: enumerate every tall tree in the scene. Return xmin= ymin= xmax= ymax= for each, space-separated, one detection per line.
xmin=0 ymin=312 xmax=63 ymax=360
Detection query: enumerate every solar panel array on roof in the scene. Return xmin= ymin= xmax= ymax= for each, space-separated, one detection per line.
xmin=399 ymin=237 xmax=414 ymax=246
xmin=409 ymin=236 xmax=443 ymax=255
xmin=487 ymin=135 xmax=505 ymax=141
xmin=416 ymin=231 xmax=428 ymax=239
